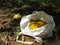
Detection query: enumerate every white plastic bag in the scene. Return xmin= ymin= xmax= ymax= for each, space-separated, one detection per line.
xmin=16 ymin=11 xmax=55 ymax=44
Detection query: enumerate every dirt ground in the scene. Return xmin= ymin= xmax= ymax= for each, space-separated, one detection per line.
xmin=0 ymin=6 xmax=60 ymax=45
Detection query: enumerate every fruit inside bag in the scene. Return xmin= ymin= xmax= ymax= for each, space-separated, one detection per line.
xmin=29 ymin=19 xmax=46 ymax=30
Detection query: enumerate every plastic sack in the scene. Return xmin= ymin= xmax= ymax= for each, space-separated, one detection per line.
xmin=16 ymin=11 xmax=55 ymax=44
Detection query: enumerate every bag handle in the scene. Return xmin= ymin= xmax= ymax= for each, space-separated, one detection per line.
xmin=16 ymin=32 xmax=42 ymax=44
xmin=33 ymin=11 xmax=38 ymax=13
xmin=16 ymin=32 xmax=34 ymax=44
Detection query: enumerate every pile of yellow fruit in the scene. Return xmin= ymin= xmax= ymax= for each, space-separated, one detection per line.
xmin=29 ymin=19 xmax=46 ymax=30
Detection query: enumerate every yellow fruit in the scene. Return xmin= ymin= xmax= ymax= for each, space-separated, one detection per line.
xmin=29 ymin=23 xmax=38 ymax=30
xmin=13 ymin=14 xmax=21 ymax=19
xmin=36 ymin=21 xmax=44 ymax=27
xmin=29 ymin=20 xmax=45 ymax=30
